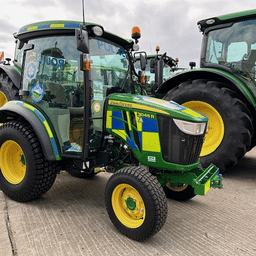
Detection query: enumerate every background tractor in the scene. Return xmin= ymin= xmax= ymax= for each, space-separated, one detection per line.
xmin=134 ymin=47 xmax=184 ymax=97
xmin=149 ymin=9 xmax=256 ymax=172
xmin=0 ymin=20 xmax=222 ymax=241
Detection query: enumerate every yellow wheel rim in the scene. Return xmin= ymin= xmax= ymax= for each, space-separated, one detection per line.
xmin=166 ymin=183 xmax=188 ymax=192
xmin=183 ymin=101 xmax=224 ymax=156
xmin=112 ymin=184 xmax=146 ymax=228
xmin=0 ymin=91 xmax=8 ymax=107
xmin=0 ymin=140 xmax=26 ymax=184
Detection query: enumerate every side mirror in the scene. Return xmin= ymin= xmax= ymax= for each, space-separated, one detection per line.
xmin=150 ymin=59 xmax=156 ymax=73
xmin=75 ymin=26 xmax=89 ymax=54
xmin=17 ymin=40 xmax=25 ymax=50
xmin=140 ymin=53 xmax=146 ymax=71
xmin=23 ymin=44 xmax=34 ymax=51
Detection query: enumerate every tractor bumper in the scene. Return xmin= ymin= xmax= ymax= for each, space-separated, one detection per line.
xmin=158 ymin=164 xmax=223 ymax=196
xmin=192 ymin=164 xmax=223 ymax=195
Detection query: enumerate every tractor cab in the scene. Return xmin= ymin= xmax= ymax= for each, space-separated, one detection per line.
xmin=14 ymin=21 xmax=135 ymax=162
xmin=199 ymin=12 xmax=256 ymax=84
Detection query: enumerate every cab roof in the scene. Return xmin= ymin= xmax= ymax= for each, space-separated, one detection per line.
xmin=197 ymin=9 xmax=256 ymax=33
xmin=16 ymin=20 xmax=133 ymax=50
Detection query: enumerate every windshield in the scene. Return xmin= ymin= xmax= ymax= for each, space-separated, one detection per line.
xmin=205 ymin=19 xmax=256 ymax=81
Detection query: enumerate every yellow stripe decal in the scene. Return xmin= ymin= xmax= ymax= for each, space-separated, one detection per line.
xmin=50 ymin=24 xmax=65 ymax=28
xmin=126 ymin=111 xmax=132 ymax=130
xmin=112 ymin=129 xmax=126 ymax=140
xmin=182 ymin=108 xmax=204 ymax=118
xmin=108 ymin=100 xmax=169 ymax=116
xmin=24 ymin=103 xmax=35 ymax=111
xmin=27 ymin=26 xmax=38 ymax=31
xmin=106 ymin=110 xmax=112 ymax=129
xmin=142 ymin=132 xmax=161 ymax=152
xmin=43 ymin=121 xmax=53 ymax=137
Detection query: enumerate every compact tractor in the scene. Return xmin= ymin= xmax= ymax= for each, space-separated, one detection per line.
xmin=0 ymin=21 xmax=222 ymax=240
xmin=151 ymin=9 xmax=256 ymax=171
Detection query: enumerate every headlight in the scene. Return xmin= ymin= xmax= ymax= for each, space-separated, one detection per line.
xmin=173 ymin=119 xmax=207 ymax=135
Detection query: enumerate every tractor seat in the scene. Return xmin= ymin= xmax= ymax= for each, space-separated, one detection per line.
xmin=43 ymin=82 xmax=66 ymax=103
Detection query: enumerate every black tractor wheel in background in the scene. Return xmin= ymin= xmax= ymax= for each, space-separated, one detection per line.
xmin=163 ymin=79 xmax=253 ymax=172
xmin=66 ymin=169 xmax=96 ymax=179
xmin=0 ymin=121 xmax=58 ymax=202
xmin=105 ymin=166 xmax=168 ymax=241
xmin=0 ymin=73 xmax=19 ymax=107
xmin=163 ymin=184 xmax=196 ymax=201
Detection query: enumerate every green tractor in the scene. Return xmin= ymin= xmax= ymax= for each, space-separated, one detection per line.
xmin=0 ymin=20 xmax=222 ymax=241
xmin=152 ymin=9 xmax=256 ymax=171
xmin=134 ymin=47 xmax=183 ymax=96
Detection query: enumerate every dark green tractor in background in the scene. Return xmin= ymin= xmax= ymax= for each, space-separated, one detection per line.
xmin=0 ymin=20 xmax=222 ymax=241
xmin=150 ymin=9 xmax=256 ymax=171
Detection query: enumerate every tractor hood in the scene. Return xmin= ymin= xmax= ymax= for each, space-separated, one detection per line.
xmin=107 ymin=94 xmax=207 ymax=123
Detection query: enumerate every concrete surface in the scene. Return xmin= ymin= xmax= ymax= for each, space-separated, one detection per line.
xmin=1 ymin=149 xmax=256 ymax=256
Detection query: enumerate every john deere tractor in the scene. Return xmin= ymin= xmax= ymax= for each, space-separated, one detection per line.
xmin=0 ymin=21 xmax=222 ymax=241
xmin=134 ymin=47 xmax=183 ymax=97
xmin=153 ymin=9 xmax=256 ymax=171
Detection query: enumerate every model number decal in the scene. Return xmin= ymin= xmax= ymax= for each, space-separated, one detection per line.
xmin=137 ymin=112 xmax=155 ymax=119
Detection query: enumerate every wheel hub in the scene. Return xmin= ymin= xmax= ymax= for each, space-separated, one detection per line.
xmin=125 ymin=196 xmax=136 ymax=211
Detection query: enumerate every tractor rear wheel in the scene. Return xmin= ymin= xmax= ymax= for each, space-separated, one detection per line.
xmin=0 ymin=73 xmax=19 ymax=107
xmin=66 ymin=169 xmax=96 ymax=179
xmin=164 ymin=79 xmax=253 ymax=171
xmin=0 ymin=121 xmax=58 ymax=202
xmin=163 ymin=183 xmax=196 ymax=201
xmin=105 ymin=166 xmax=167 ymax=241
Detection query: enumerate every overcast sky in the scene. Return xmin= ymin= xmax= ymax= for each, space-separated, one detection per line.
xmin=1 ymin=0 xmax=256 ymax=67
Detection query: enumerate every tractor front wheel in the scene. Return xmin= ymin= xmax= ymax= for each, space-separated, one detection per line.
xmin=0 ymin=121 xmax=58 ymax=202
xmin=164 ymin=79 xmax=253 ymax=171
xmin=105 ymin=166 xmax=167 ymax=241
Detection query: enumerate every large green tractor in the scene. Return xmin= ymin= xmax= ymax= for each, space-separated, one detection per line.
xmin=0 ymin=20 xmax=222 ymax=240
xmin=155 ymin=9 xmax=256 ymax=171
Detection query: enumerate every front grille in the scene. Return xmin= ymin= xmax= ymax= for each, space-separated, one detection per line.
xmin=158 ymin=116 xmax=205 ymax=165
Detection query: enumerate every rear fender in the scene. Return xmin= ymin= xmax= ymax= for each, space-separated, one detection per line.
xmin=0 ymin=64 xmax=21 ymax=88
xmin=0 ymin=101 xmax=61 ymax=161
xmin=157 ymin=69 xmax=256 ymax=108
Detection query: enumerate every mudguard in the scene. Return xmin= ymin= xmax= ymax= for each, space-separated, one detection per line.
xmin=0 ymin=64 xmax=21 ymax=88
xmin=0 ymin=101 xmax=61 ymax=161
xmin=157 ymin=68 xmax=256 ymax=108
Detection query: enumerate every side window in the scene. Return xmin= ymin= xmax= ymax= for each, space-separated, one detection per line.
xmin=22 ymin=36 xmax=83 ymax=107
xmin=227 ymin=42 xmax=247 ymax=62
xmin=206 ymin=39 xmax=223 ymax=64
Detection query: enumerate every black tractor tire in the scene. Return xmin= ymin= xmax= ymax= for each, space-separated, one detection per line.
xmin=163 ymin=184 xmax=196 ymax=201
xmin=105 ymin=166 xmax=167 ymax=241
xmin=0 ymin=121 xmax=58 ymax=202
xmin=0 ymin=73 xmax=19 ymax=107
xmin=66 ymin=169 xmax=96 ymax=179
xmin=163 ymin=79 xmax=253 ymax=171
